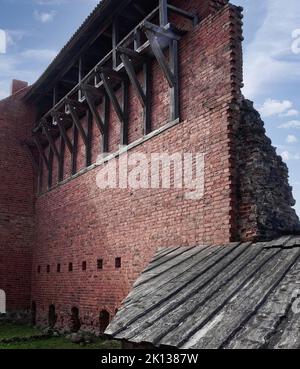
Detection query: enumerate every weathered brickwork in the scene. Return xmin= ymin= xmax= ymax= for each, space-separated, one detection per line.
xmin=0 ymin=86 xmax=36 ymax=312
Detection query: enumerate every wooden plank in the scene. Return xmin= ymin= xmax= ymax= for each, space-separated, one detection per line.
xmin=156 ymin=248 xmax=282 ymax=348
xmin=226 ymin=258 xmax=300 ymax=349
xmin=184 ymin=248 xmax=300 ymax=349
xmin=144 ymin=29 xmax=176 ymax=88
xmin=117 ymin=244 xmax=275 ymax=345
xmin=109 ymin=244 xmax=238 ymax=337
xmin=108 ymin=243 xmax=254 ymax=339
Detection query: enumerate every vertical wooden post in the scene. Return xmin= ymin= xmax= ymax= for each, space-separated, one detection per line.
xmin=143 ymin=61 xmax=151 ymax=135
xmin=159 ymin=0 xmax=168 ymax=26
xmin=169 ymin=39 xmax=179 ymax=121
xmin=58 ymin=135 xmax=65 ymax=182
xmin=121 ymin=79 xmax=129 ymax=146
xmin=112 ymin=19 xmax=119 ymax=69
xmin=48 ymin=145 xmax=53 ymax=190
xmin=101 ymin=95 xmax=109 ymax=154
xmin=71 ymin=123 xmax=78 ymax=175
xmin=86 ymin=110 xmax=93 ymax=167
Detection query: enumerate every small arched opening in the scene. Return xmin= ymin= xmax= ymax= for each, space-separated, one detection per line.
xmin=70 ymin=307 xmax=81 ymax=333
xmin=48 ymin=304 xmax=57 ymax=328
xmin=99 ymin=310 xmax=110 ymax=334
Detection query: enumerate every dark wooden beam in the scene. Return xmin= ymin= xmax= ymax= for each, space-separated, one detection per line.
xmin=101 ymin=94 xmax=110 ymax=153
xmin=120 ymin=53 xmax=146 ymax=107
xmin=121 ymin=79 xmax=129 ymax=146
xmin=143 ymin=29 xmax=176 ymax=88
xmin=112 ymin=18 xmax=119 ymax=69
xmin=117 ymin=46 xmax=145 ymax=63
xmin=86 ymin=110 xmax=93 ymax=167
xmin=47 ymin=145 xmax=54 ymax=190
xmin=81 ymin=84 xmax=105 ymax=135
xmin=66 ymin=101 xmax=88 ymax=146
xmin=169 ymin=39 xmax=179 ymax=121
xmin=71 ymin=123 xmax=78 ymax=175
xmin=101 ymin=72 xmax=125 ymax=125
xmin=33 ymin=135 xmax=50 ymax=170
xmin=41 ymin=120 xmax=60 ymax=160
xmin=54 ymin=112 xmax=73 ymax=153
xmin=142 ymin=21 xmax=182 ymax=41
xmin=143 ymin=60 xmax=151 ymax=135
xmin=159 ymin=0 xmax=168 ymax=26
xmin=58 ymin=134 xmax=65 ymax=182
xmin=134 ymin=29 xmax=142 ymax=51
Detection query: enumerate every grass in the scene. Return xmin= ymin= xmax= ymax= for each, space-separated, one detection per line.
xmin=0 ymin=322 xmax=121 ymax=350
xmin=0 ymin=322 xmax=42 ymax=340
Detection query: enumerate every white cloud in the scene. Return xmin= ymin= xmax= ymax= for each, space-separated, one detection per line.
xmin=242 ymin=0 xmax=300 ymax=99
xmin=279 ymin=120 xmax=300 ymax=129
xmin=280 ymin=150 xmax=300 ymax=161
xmin=287 ymin=134 xmax=298 ymax=143
xmin=259 ymin=99 xmax=293 ymax=117
xmin=34 ymin=10 xmax=56 ymax=23
xmin=280 ymin=109 xmax=299 ymax=117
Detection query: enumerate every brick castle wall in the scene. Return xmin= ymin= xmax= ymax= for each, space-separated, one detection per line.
xmin=30 ymin=1 xmax=244 ymax=330
xmin=0 ymin=87 xmax=36 ymax=311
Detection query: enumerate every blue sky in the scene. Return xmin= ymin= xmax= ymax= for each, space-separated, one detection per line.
xmin=0 ymin=0 xmax=300 ymax=215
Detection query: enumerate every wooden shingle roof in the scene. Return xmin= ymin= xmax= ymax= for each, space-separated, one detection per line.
xmin=106 ymin=236 xmax=300 ymax=349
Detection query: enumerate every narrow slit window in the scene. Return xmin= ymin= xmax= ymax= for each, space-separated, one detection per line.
xmin=115 ymin=257 xmax=121 ymax=269
xmin=97 ymin=259 xmax=103 ymax=270
xmin=69 ymin=262 xmax=73 ymax=272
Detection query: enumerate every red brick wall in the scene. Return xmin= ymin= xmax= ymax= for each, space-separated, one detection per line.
xmin=0 ymin=88 xmax=36 ymax=311
xmin=31 ymin=1 xmax=243 ymax=330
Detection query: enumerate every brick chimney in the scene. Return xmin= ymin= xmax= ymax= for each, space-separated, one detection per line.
xmin=11 ymin=79 xmax=28 ymax=95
